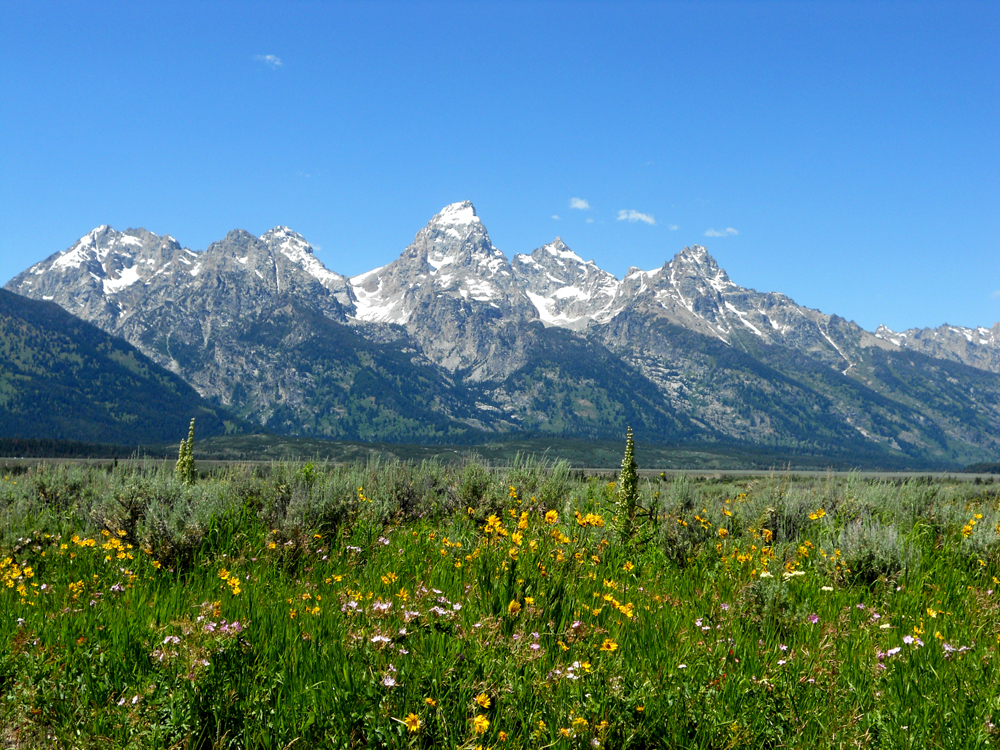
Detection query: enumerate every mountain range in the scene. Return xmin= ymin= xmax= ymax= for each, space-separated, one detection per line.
xmin=6 ymin=201 xmax=1000 ymax=466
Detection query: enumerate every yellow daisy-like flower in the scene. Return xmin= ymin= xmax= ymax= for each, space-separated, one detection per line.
xmin=545 ymin=509 xmax=559 ymax=524
xmin=473 ymin=714 xmax=490 ymax=734
xmin=425 ymin=697 xmax=437 ymax=707
xmin=508 ymin=599 xmax=521 ymax=616
xmin=403 ymin=713 xmax=421 ymax=733
xmin=475 ymin=692 xmax=491 ymax=709
xmin=599 ymin=638 xmax=619 ymax=652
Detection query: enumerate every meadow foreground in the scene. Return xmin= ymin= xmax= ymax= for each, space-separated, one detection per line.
xmin=2 ymin=459 xmax=999 ymax=748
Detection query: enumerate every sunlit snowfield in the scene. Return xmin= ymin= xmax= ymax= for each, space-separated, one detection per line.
xmin=3 ymin=459 xmax=999 ymax=748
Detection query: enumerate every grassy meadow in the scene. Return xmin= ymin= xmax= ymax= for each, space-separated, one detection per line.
xmin=2 ymin=455 xmax=1000 ymax=748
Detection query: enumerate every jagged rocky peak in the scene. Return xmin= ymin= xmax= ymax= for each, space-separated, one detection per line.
xmin=6 ymin=225 xmax=193 ymax=315
xmin=430 ymin=200 xmax=482 ymax=230
xmin=513 ymin=238 xmax=595 ymax=280
xmin=259 ymin=225 xmax=354 ymax=304
xmin=417 ymin=201 xmax=505 ymax=269
xmin=39 ymin=225 xmax=184 ymax=273
xmin=349 ymin=201 xmax=538 ymax=379
xmin=540 ymin=236 xmax=580 ymax=260
xmin=665 ymin=245 xmax=734 ymax=295
xmin=511 ymin=237 xmax=621 ymax=330
xmin=352 ymin=200 xmax=522 ymax=323
xmin=874 ymin=321 xmax=1000 ymax=374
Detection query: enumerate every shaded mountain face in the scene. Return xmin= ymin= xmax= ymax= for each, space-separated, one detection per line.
xmin=6 ymin=201 xmax=1000 ymax=465
xmin=0 ymin=289 xmax=235 ymax=445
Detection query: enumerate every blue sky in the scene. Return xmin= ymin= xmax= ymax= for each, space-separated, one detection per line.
xmin=1 ymin=0 xmax=997 ymax=331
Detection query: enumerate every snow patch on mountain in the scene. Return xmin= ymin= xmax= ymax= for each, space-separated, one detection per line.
xmin=102 ymin=265 xmax=142 ymax=294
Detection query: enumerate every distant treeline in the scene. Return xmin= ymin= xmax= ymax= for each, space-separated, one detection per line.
xmin=0 ymin=437 xmax=173 ymax=459
xmin=965 ymin=462 xmax=1000 ymax=474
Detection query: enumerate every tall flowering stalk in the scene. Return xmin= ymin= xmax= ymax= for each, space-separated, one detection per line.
xmin=615 ymin=426 xmax=639 ymax=545
xmin=175 ymin=418 xmax=196 ymax=485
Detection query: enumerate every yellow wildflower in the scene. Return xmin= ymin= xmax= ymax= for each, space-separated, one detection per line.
xmin=403 ymin=713 xmax=421 ymax=733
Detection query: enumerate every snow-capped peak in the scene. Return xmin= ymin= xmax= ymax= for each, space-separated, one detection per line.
xmin=259 ymin=226 xmax=351 ymax=292
xmin=542 ymin=237 xmax=586 ymax=264
xmin=49 ymin=226 xmax=117 ymax=270
xmin=262 ymin=226 xmax=315 ymax=255
xmin=431 ymin=201 xmax=481 ymax=227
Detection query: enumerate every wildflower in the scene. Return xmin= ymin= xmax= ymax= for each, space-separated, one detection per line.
xmin=403 ymin=713 xmax=421 ymax=733
xmin=599 ymin=638 xmax=619 ymax=652
xmin=508 ymin=600 xmax=521 ymax=616
xmin=473 ymin=714 xmax=490 ymax=734
xmin=808 ymin=613 xmax=820 ymax=624
xmin=475 ymin=692 xmax=491 ymax=709
xmin=425 ymin=697 xmax=436 ymax=706
xmin=903 ymin=635 xmax=914 ymax=645
xmin=623 ymin=561 xmax=635 ymax=572
xmin=545 ymin=510 xmax=559 ymax=524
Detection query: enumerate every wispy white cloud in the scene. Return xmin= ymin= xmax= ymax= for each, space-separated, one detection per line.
xmin=704 ymin=227 xmax=738 ymax=237
xmin=570 ymin=197 xmax=591 ymax=210
xmin=617 ymin=209 xmax=655 ymax=225
xmin=668 ymin=224 xmax=679 ymax=231
xmin=551 ymin=214 xmax=560 ymax=220
xmin=586 ymin=218 xmax=594 ymax=224
xmin=256 ymin=54 xmax=283 ymax=68
xmin=992 ymin=290 xmax=1000 ymax=299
